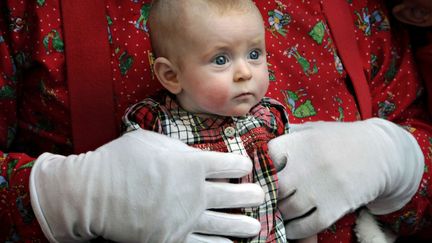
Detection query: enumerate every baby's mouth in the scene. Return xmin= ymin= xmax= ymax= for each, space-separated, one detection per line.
xmin=235 ymin=92 xmax=253 ymax=98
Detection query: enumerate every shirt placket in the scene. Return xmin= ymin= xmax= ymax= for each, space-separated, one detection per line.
xmin=222 ymin=123 xmax=248 ymax=157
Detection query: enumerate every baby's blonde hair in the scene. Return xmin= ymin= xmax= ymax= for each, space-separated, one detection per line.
xmin=148 ymin=0 xmax=261 ymax=60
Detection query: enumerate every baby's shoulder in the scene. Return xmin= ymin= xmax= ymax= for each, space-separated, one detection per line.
xmin=250 ymin=97 xmax=290 ymax=135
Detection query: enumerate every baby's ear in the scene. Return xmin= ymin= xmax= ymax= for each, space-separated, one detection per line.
xmin=153 ymin=57 xmax=182 ymax=94
xmin=392 ymin=3 xmax=432 ymax=27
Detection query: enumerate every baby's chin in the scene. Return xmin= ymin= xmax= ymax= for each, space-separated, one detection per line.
xmin=195 ymin=102 xmax=260 ymax=117
xmin=191 ymin=108 xmax=250 ymax=118
xmin=219 ymin=105 xmax=257 ymax=117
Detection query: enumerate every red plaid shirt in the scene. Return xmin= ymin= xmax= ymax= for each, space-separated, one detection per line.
xmin=1 ymin=0 xmax=432 ymax=242
xmin=124 ymin=92 xmax=290 ymax=243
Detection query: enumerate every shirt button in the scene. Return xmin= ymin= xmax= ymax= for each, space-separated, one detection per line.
xmin=224 ymin=126 xmax=236 ymax=137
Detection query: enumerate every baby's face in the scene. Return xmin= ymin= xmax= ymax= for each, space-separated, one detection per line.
xmin=173 ymin=9 xmax=269 ymax=117
xmin=393 ymin=0 xmax=432 ymax=27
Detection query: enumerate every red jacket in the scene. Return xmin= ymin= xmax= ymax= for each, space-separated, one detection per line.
xmin=0 ymin=0 xmax=431 ymax=242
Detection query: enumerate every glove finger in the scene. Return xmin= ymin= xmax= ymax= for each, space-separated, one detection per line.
xmin=286 ymin=122 xmax=312 ymax=132
xmin=278 ymin=191 xmax=316 ymax=221
xmin=193 ymin=211 xmax=261 ymax=238
xmin=284 ymin=203 xmax=346 ymax=239
xmin=285 ymin=214 xmax=323 ymax=239
xmin=205 ymin=181 xmax=264 ymax=208
xmin=186 ymin=233 xmax=233 ymax=243
xmin=126 ymin=128 xmax=192 ymax=151
xmin=196 ymin=152 xmax=253 ymax=179
xmin=277 ymin=182 xmax=296 ymax=200
xmin=274 ymin=155 xmax=287 ymax=172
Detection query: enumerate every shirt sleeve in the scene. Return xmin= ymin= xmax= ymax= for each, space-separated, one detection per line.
xmin=0 ymin=1 xmax=46 ymax=241
xmin=122 ymin=97 xmax=163 ymax=133
xmin=259 ymin=97 xmax=290 ymax=136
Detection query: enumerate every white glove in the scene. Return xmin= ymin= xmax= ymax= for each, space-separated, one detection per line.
xmin=30 ymin=128 xmax=264 ymax=243
xmin=268 ymin=118 xmax=424 ymax=239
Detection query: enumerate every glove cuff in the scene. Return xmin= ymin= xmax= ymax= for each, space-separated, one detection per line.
xmin=30 ymin=153 xmax=65 ymax=243
xmin=366 ymin=118 xmax=424 ymax=215
xmin=30 ymin=151 xmax=101 ymax=242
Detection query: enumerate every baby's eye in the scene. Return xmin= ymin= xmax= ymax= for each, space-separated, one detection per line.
xmin=213 ymin=55 xmax=229 ymax=65
xmin=249 ymin=50 xmax=261 ymax=60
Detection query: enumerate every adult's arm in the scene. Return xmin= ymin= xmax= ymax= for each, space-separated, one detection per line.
xmin=1 ymin=1 xmax=266 ymax=242
xmin=269 ymin=0 xmax=432 ymax=240
xmin=372 ymin=23 xmax=432 ymax=242
xmin=351 ymin=0 xmax=432 ymax=237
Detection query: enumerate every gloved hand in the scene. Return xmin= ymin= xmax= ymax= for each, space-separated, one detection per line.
xmin=30 ymin=128 xmax=264 ymax=243
xmin=268 ymin=118 xmax=424 ymax=239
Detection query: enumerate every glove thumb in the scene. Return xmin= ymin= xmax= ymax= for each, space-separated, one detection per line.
xmin=268 ymin=135 xmax=288 ymax=172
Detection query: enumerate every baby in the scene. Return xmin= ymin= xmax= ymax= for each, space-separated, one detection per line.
xmin=123 ymin=0 xmax=316 ymax=242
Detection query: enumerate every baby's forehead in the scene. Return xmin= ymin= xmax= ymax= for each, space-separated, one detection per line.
xmin=151 ymin=0 xmax=261 ymax=27
xmin=149 ymin=0 xmax=263 ymax=57
xmin=180 ymin=0 xmax=260 ymax=18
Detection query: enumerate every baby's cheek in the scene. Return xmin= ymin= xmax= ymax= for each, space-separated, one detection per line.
xmin=201 ymin=90 xmax=230 ymax=109
xmin=260 ymin=80 xmax=269 ymax=93
xmin=202 ymin=81 xmax=231 ymax=99
xmin=258 ymin=78 xmax=269 ymax=98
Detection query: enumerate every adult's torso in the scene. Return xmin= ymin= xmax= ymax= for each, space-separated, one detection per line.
xmin=5 ymin=0 xmax=418 ymax=156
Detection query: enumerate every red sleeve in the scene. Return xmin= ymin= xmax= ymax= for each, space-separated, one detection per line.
xmin=414 ymin=33 xmax=432 ymax=116
xmin=377 ymin=42 xmax=432 ymax=239
xmin=0 ymin=0 xmax=18 ymax=155
xmin=0 ymin=153 xmax=46 ymax=241
xmin=349 ymin=1 xmax=432 ymax=238
xmin=0 ymin=1 xmax=46 ymax=241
